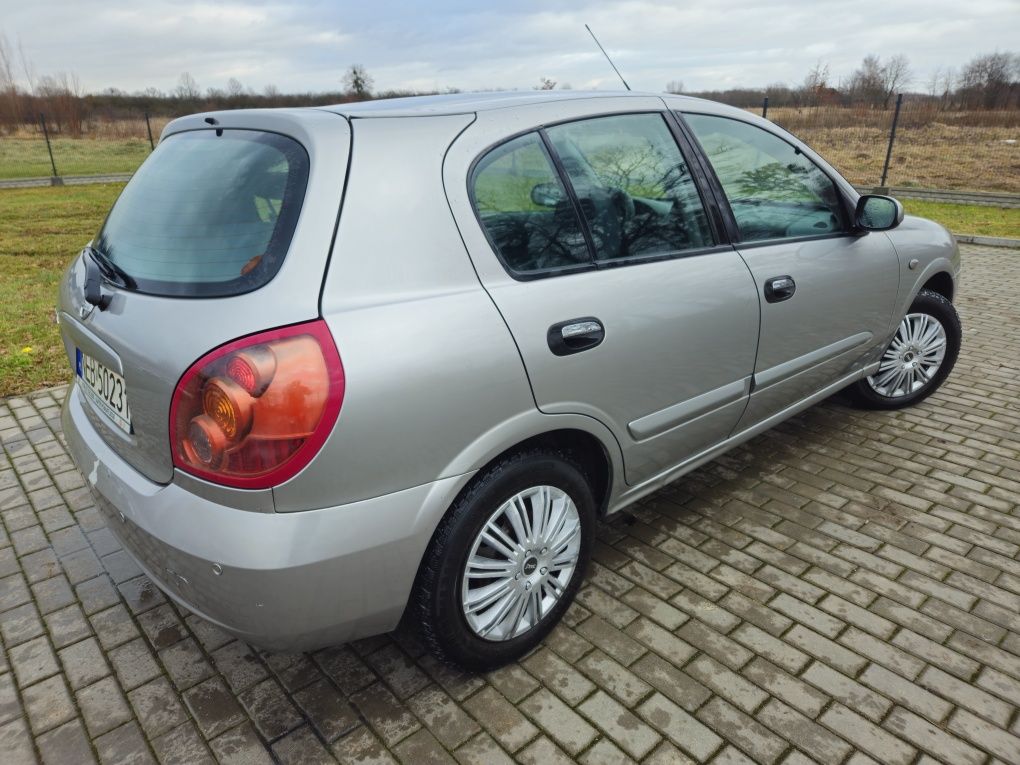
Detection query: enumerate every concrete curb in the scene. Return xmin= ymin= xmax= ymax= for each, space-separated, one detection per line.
xmin=0 ymin=173 xmax=132 ymax=190
xmin=954 ymin=234 xmax=1020 ymax=248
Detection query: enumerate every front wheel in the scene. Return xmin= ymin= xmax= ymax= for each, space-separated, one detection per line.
xmin=411 ymin=449 xmax=595 ymax=671
xmin=846 ymin=288 xmax=961 ymax=409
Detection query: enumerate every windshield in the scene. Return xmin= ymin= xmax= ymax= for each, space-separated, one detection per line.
xmin=93 ymin=129 xmax=309 ymax=297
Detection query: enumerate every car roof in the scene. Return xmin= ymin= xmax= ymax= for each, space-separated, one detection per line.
xmin=316 ymin=90 xmax=717 ymax=118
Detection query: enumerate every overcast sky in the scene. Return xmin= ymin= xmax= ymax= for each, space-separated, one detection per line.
xmin=1 ymin=0 xmax=1017 ymax=95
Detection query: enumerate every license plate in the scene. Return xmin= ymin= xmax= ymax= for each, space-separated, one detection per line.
xmin=76 ymin=349 xmax=132 ymax=434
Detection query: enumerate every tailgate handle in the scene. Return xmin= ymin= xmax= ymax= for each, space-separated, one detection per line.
xmin=548 ymin=317 xmax=605 ymax=356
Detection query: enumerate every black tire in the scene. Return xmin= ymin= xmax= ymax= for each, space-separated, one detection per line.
xmin=845 ymin=288 xmax=961 ymax=410
xmin=411 ymin=448 xmax=596 ymax=672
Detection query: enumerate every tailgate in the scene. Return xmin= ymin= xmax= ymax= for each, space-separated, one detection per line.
xmin=58 ymin=109 xmax=351 ymax=484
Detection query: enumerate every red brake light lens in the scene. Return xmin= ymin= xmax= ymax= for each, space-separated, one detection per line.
xmin=170 ymin=320 xmax=344 ymax=489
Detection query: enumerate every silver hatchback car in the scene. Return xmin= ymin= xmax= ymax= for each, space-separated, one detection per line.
xmin=59 ymin=91 xmax=961 ymax=670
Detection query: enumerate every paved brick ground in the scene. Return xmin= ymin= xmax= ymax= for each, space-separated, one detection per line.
xmin=2 ymin=243 xmax=1019 ymax=764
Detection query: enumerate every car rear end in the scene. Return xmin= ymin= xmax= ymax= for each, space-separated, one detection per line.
xmin=55 ymin=108 xmax=446 ymax=649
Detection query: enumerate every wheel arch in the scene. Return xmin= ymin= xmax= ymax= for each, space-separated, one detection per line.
xmin=921 ymin=271 xmax=954 ymax=302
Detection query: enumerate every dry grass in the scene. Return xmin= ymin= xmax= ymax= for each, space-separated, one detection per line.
xmin=791 ymin=124 xmax=1020 ymax=191
xmin=1 ymin=110 xmax=1019 ymax=191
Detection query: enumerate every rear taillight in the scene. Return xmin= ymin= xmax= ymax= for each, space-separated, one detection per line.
xmin=170 ymin=320 xmax=344 ymax=489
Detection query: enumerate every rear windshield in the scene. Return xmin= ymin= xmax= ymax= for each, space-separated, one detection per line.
xmin=93 ymin=129 xmax=309 ymax=297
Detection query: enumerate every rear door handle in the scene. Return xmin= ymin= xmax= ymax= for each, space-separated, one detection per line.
xmin=548 ymin=317 xmax=605 ymax=356
xmin=764 ymin=275 xmax=796 ymax=303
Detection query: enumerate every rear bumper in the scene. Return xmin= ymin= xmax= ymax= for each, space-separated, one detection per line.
xmin=61 ymin=383 xmax=471 ymax=651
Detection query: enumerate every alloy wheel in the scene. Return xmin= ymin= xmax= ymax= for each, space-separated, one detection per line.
xmin=867 ymin=312 xmax=947 ymax=398
xmin=461 ymin=485 xmax=582 ymax=641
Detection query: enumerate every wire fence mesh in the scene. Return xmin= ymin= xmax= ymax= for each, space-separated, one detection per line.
xmin=757 ymin=100 xmax=1019 ymax=193
xmin=0 ymin=102 xmax=1017 ymax=194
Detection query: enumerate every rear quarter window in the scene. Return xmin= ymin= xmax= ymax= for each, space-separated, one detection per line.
xmin=93 ymin=129 xmax=309 ymax=297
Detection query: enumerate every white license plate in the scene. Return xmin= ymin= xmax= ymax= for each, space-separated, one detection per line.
xmin=76 ymin=348 xmax=132 ymax=434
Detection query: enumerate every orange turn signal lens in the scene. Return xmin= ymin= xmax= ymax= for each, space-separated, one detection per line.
xmin=202 ymin=377 xmax=253 ymax=440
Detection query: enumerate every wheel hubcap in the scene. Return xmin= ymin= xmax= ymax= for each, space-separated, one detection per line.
xmin=461 ymin=485 xmax=581 ymax=642
xmin=867 ymin=312 xmax=947 ymax=398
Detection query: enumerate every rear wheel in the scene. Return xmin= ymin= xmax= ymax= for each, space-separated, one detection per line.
xmin=846 ymin=288 xmax=960 ymax=409
xmin=412 ymin=449 xmax=595 ymax=671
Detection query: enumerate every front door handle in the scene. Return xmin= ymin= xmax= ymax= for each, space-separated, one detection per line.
xmin=764 ymin=275 xmax=796 ymax=303
xmin=548 ymin=317 xmax=605 ymax=356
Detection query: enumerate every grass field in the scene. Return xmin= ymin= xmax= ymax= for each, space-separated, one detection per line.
xmin=0 ymin=137 xmax=152 ymax=179
xmin=0 ymin=184 xmax=1016 ymax=398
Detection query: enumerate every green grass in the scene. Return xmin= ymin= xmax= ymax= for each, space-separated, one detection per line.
xmin=0 ymin=137 xmax=151 ymax=179
xmin=0 ymin=184 xmax=1015 ymax=398
xmin=901 ymin=200 xmax=1020 ymax=239
xmin=0 ymin=183 xmax=124 ymax=395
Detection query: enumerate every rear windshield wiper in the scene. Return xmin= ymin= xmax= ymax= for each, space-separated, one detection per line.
xmin=85 ymin=245 xmax=136 ymax=290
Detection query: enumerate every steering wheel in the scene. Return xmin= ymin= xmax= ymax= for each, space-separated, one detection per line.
xmin=582 ymin=187 xmax=634 ymax=258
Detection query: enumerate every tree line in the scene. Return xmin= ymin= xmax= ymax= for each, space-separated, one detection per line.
xmin=676 ymin=52 xmax=1019 ymax=111
xmin=1 ymin=32 xmax=1017 ymax=138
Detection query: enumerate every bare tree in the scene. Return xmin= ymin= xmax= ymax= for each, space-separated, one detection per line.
xmin=175 ymin=72 xmax=200 ymax=100
xmin=845 ymin=54 xmax=910 ymax=108
xmin=534 ymin=77 xmax=556 ymax=90
xmin=343 ymin=64 xmax=373 ymax=98
xmin=226 ymin=77 xmax=244 ymax=97
xmin=880 ymin=54 xmax=911 ymax=109
xmin=0 ymin=33 xmax=20 ymax=128
xmin=802 ymin=61 xmax=829 ymax=106
xmin=665 ymin=80 xmax=684 ymax=94
xmin=959 ymin=51 xmax=1018 ymax=109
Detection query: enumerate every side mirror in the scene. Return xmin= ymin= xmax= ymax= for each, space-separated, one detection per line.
xmin=530 ymin=182 xmax=565 ymax=208
xmin=855 ymin=194 xmax=904 ymax=232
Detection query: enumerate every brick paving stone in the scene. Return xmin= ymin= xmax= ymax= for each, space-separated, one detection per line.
xmin=36 ymin=718 xmax=97 ymax=764
xmin=128 ymin=677 xmax=189 ymax=739
xmin=883 ymin=706 xmax=984 ymax=765
xmin=405 ymin=685 xmax=479 ymax=750
xmin=350 ymin=681 xmax=422 ymax=747
xmin=515 ymin=735 xmax=574 ymax=765
xmin=10 ymin=633 xmax=60 ymax=687
xmin=237 ymin=677 xmax=303 ymax=740
xmin=0 ymin=716 xmax=42 ymax=765
xmin=521 ymin=646 xmax=595 ymax=705
xmin=184 ymin=676 xmax=248 ymax=739
xmin=577 ymin=689 xmax=660 ymax=759
xmin=22 ymin=673 xmax=76 ymax=734
xmin=519 ymin=687 xmax=597 ymax=756
xmin=1 ymin=245 xmax=1020 ymax=763
xmin=94 ymin=720 xmax=157 ymax=764
xmin=271 ymin=725 xmax=335 ymax=764
xmin=77 ymin=675 xmax=133 ymax=739
xmin=208 ymin=722 xmax=274 ymax=765
xmin=637 ymin=691 xmax=723 ymax=760
xmin=334 ymin=726 xmax=399 ymax=765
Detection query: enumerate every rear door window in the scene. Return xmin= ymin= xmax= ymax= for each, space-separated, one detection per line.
xmin=471 ymin=132 xmax=592 ymax=277
xmin=545 ymin=113 xmax=715 ymax=261
xmin=94 ymin=129 xmax=309 ymax=297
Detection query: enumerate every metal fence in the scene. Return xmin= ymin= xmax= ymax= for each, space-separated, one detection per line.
xmin=0 ymin=102 xmax=1017 ymax=197
xmin=756 ymin=97 xmax=1019 ymax=197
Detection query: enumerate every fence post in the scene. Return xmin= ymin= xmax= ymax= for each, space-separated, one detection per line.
xmin=880 ymin=93 xmax=903 ymax=189
xmin=144 ymin=112 xmax=155 ymax=150
xmin=762 ymin=96 xmax=769 ymax=119
xmin=39 ymin=113 xmax=59 ymax=180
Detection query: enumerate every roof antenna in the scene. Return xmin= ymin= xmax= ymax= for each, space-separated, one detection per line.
xmin=585 ymin=24 xmax=631 ymax=91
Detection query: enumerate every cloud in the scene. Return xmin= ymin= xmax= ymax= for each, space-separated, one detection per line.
xmin=0 ymin=0 xmax=1015 ymax=94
